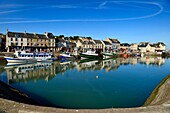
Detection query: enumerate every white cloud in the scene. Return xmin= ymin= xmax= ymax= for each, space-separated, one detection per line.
xmin=0 ymin=1 xmax=164 ymax=24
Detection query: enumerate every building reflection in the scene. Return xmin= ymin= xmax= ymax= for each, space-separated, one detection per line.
xmin=5 ymin=62 xmax=56 ymax=84
xmin=3 ymin=56 xmax=166 ymax=84
xmin=77 ymin=57 xmax=165 ymax=72
xmin=139 ymin=57 xmax=165 ymax=66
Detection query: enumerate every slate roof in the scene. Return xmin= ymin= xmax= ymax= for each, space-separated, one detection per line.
xmin=120 ymin=43 xmax=130 ymax=47
xmin=138 ymin=44 xmax=147 ymax=47
xmin=108 ymin=38 xmax=120 ymax=43
xmin=103 ymin=41 xmax=112 ymax=45
xmin=93 ymin=40 xmax=102 ymax=44
xmin=157 ymin=42 xmax=166 ymax=46
xmin=8 ymin=32 xmax=25 ymax=38
xmin=88 ymin=41 xmax=95 ymax=45
xmin=37 ymin=34 xmax=46 ymax=39
xmin=46 ymin=32 xmax=55 ymax=39
xmin=25 ymin=33 xmax=36 ymax=38
xmin=57 ymin=38 xmax=65 ymax=42
xmin=77 ymin=39 xmax=95 ymax=45
xmin=7 ymin=31 xmax=49 ymax=39
xmin=138 ymin=42 xmax=150 ymax=47
xmin=150 ymin=44 xmax=155 ymax=47
xmin=152 ymin=42 xmax=166 ymax=48
xmin=138 ymin=43 xmax=155 ymax=48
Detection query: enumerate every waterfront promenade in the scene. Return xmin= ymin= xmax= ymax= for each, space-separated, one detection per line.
xmin=0 ymin=74 xmax=170 ymax=113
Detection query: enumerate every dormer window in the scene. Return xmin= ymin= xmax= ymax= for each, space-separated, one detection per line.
xmin=15 ymin=34 xmax=19 ymax=38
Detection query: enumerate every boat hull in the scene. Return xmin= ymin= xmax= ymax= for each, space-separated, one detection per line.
xmin=60 ymin=55 xmax=75 ymax=61
xmin=4 ymin=57 xmax=37 ymax=63
xmin=80 ymin=54 xmax=102 ymax=59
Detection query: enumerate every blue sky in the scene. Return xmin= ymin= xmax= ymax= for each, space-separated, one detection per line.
xmin=0 ymin=0 xmax=170 ymax=49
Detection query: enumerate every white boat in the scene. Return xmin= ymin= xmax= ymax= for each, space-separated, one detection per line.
xmin=4 ymin=56 xmax=37 ymax=63
xmin=4 ymin=50 xmax=53 ymax=63
xmin=60 ymin=52 xmax=75 ymax=60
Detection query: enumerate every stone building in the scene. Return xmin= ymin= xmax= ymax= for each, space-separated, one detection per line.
xmin=92 ymin=40 xmax=103 ymax=51
xmin=101 ymin=40 xmax=112 ymax=52
xmin=6 ymin=29 xmax=55 ymax=52
xmin=106 ymin=38 xmax=120 ymax=51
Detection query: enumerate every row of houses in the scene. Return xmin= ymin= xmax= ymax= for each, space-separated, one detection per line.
xmin=0 ymin=29 xmax=166 ymax=54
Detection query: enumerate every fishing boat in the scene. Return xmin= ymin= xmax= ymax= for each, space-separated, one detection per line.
xmin=6 ymin=50 xmax=53 ymax=62
xmin=80 ymin=50 xmax=103 ymax=59
xmin=60 ymin=52 xmax=75 ymax=60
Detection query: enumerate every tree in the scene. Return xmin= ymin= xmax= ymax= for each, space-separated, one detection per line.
xmin=73 ymin=36 xmax=79 ymax=40
xmin=69 ymin=36 xmax=73 ymax=40
xmin=86 ymin=37 xmax=92 ymax=39
xmin=58 ymin=35 xmax=64 ymax=38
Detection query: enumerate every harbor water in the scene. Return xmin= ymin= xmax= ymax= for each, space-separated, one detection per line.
xmin=0 ymin=57 xmax=170 ymax=109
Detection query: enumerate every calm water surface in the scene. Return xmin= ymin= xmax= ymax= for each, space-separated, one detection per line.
xmin=0 ymin=57 xmax=170 ymax=109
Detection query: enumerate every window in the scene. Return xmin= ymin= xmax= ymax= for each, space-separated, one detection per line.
xmin=11 ymin=38 xmax=13 ymax=41
xmin=21 ymin=38 xmax=23 ymax=41
xmin=15 ymin=38 xmax=18 ymax=41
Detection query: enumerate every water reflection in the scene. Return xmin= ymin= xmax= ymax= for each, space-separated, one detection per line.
xmin=2 ymin=57 xmax=165 ymax=84
xmin=5 ymin=62 xmax=56 ymax=83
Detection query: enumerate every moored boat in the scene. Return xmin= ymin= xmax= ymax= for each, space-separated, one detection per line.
xmin=5 ymin=50 xmax=53 ymax=62
xmin=80 ymin=50 xmax=103 ymax=60
xmin=4 ymin=56 xmax=37 ymax=63
xmin=60 ymin=52 xmax=75 ymax=61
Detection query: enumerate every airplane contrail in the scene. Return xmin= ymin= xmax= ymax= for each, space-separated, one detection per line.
xmin=0 ymin=1 xmax=164 ymax=24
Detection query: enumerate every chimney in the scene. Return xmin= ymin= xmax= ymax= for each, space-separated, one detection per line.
xmin=44 ymin=32 xmax=48 ymax=38
xmin=44 ymin=32 xmax=48 ymax=35
xmin=6 ymin=28 xmax=8 ymax=33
